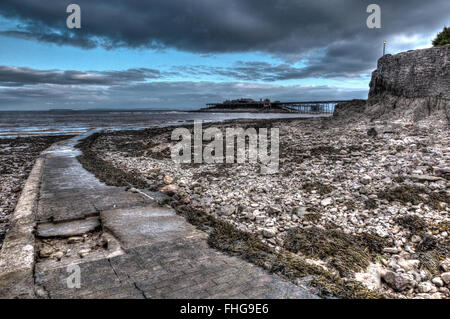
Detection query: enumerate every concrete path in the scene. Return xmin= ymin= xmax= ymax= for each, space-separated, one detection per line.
xmin=28 ymin=134 xmax=318 ymax=298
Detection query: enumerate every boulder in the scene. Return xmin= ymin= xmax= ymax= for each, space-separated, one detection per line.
xmin=382 ymin=271 xmax=415 ymax=291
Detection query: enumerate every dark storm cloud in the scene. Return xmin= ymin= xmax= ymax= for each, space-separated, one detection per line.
xmin=1 ymin=1 xmax=449 ymax=75
xmin=0 ymin=66 xmax=161 ymax=86
xmin=0 ymin=81 xmax=368 ymax=110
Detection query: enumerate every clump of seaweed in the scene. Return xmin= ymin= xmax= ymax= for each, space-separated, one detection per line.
xmin=304 ymin=212 xmax=322 ymax=223
xmin=344 ymin=200 xmax=356 ymax=211
xmin=418 ymin=251 xmax=444 ymax=276
xmin=310 ymin=273 xmax=382 ymax=299
xmin=395 ymin=215 xmax=426 ymax=234
xmin=283 ymin=226 xmax=386 ymax=277
xmin=378 ymin=185 xmax=450 ymax=209
xmin=427 ymin=191 xmax=450 ymax=210
xmin=378 ymin=185 xmax=426 ymax=205
xmin=365 ymin=199 xmax=378 ymax=209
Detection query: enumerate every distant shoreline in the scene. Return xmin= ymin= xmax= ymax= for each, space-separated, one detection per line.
xmin=189 ymin=107 xmax=296 ymax=113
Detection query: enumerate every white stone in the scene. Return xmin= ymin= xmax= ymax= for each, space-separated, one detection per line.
xmin=440 ymin=259 xmax=450 ymax=272
xmin=263 ymin=228 xmax=277 ymax=238
xmin=320 ymin=198 xmax=332 ymax=206
xmin=418 ymin=281 xmax=434 ymax=293
xmin=441 ymin=272 xmax=450 ymax=284
xmin=360 ymin=175 xmax=372 ymax=185
xmin=432 ymin=277 xmax=444 ymax=287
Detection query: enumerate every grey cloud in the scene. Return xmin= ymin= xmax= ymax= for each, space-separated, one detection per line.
xmin=0 ymin=0 xmax=448 ymax=77
xmin=0 ymin=66 xmax=161 ymax=87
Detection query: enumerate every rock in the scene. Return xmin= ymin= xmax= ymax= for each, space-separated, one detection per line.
xmin=269 ymin=205 xmax=283 ymax=215
xmin=418 ymin=281 xmax=434 ymax=293
xmin=382 ymin=271 xmax=415 ymax=291
xmin=408 ymin=174 xmax=443 ymax=182
xmin=163 ymin=175 xmax=174 ymax=185
xmin=440 ymin=259 xmax=450 ymax=272
xmin=383 ymin=247 xmax=399 ymax=254
xmin=34 ymin=286 xmax=49 ymax=299
xmin=367 ymin=128 xmax=378 ymax=137
xmin=78 ymin=248 xmax=90 ymax=258
xmin=160 ymin=184 xmax=178 ymax=196
xmin=296 ymin=206 xmax=307 ymax=217
xmin=430 ymin=292 xmax=442 ymax=299
xmin=375 ymin=226 xmax=389 ymax=238
xmin=263 ymin=228 xmax=277 ymax=238
xmin=397 ymin=258 xmax=419 ymax=271
xmin=441 ymin=272 xmax=450 ymax=284
xmin=219 ymin=205 xmax=235 ymax=216
xmin=438 ymin=287 xmax=449 ymax=294
xmin=39 ymin=246 xmax=54 ymax=258
xmin=434 ymin=167 xmax=450 ymax=179
xmin=54 ymin=251 xmax=65 ymax=260
xmin=411 ymin=235 xmax=421 ymax=243
xmin=432 ymin=277 xmax=444 ymax=287
xmin=360 ymin=175 xmax=372 ymax=185
xmin=320 ymin=198 xmax=332 ymax=206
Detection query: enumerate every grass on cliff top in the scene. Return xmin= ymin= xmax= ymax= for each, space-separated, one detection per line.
xmin=432 ymin=26 xmax=450 ymax=46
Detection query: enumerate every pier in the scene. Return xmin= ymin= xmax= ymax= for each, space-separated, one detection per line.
xmin=205 ymin=99 xmax=353 ymax=114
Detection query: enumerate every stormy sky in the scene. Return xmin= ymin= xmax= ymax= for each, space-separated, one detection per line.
xmin=0 ymin=0 xmax=449 ymax=110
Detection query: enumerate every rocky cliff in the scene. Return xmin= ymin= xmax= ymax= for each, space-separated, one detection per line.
xmin=369 ymin=44 xmax=450 ymax=99
xmin=335 ymin=44 xmax=450 ymax=123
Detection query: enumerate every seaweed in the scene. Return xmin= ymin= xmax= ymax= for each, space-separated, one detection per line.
xmin=378 ymin=185 xmax=426 ymax=205
xmin=378 ymin=185 xmax=450 ymax=209
xmin=283 ymin=226 xmax=386 ymax=277
xmin=395 ymin=215 xmax=426 ymax=233
xmin=418 ymin=251 xmax=444 ymax=276
xmin=365 ymin=199 xmax=378 ymax=209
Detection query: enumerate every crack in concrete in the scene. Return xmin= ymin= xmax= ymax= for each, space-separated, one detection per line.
xmin=107 ymin=258 xmax=148 ymax=299
xmin=132 ymin=281 xmax=148 ymax=299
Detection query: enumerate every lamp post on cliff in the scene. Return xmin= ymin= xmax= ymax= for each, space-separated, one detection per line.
xmin=383 ymin=40 xmax=386 ymax=56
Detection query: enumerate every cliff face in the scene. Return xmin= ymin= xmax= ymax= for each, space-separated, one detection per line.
xmin=369 ymin=44 xmax=450 ymax=99
xmin=362 ymin=44 xmax=450 ymax=123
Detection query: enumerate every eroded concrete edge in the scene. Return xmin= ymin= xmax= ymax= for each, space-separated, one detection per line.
xmin=0 ymin=157 xmax=44 ymax=298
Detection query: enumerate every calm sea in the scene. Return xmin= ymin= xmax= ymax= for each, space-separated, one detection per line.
xmin=0 ymin=110 xmax=326 ymax=138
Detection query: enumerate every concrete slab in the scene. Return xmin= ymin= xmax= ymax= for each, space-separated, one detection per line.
xmin=101 ymin=205 xmax=204 ymax=249
xmin=37 ymin=217 xmax=101 ymax=238
xmin=37 ymin=137 xmax=151 ymax=223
